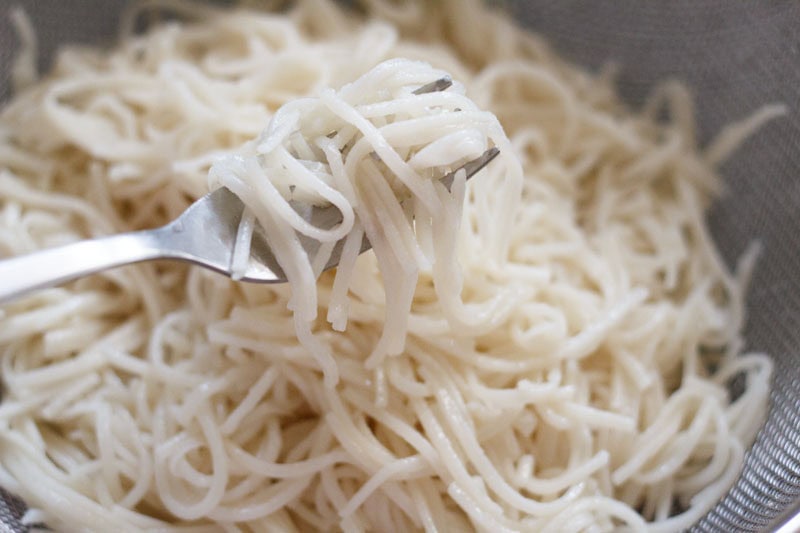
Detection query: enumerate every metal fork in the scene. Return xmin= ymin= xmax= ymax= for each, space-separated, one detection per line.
xmin=0 ymin=148 xmax=498 ymax=304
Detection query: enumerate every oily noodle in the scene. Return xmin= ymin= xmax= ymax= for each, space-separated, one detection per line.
xmin=0 ymin=0 xmax=780 ymax=531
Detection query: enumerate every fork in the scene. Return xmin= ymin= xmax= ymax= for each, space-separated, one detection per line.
xmin=0 ymin=147 xmax=498 ymax=304
xmin=0 ymin=76 xmax=498 ymax=304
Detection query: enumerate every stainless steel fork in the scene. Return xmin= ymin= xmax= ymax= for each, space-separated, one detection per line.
xmin=0 ymin=148 xmax=498 ymax=304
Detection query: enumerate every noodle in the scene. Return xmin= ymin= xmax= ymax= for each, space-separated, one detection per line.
xmin=0 ymin=0 xmax=778 ymax=531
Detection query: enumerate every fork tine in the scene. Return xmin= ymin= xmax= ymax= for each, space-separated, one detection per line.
xmin=413 ymin=77 xmax=453 ymax=95
xmin=440 ymin=147 xmax=500 ymax=191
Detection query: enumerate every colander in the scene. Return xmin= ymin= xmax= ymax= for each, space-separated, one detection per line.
xmin=0 ymin=1 xmax=798 ymax=531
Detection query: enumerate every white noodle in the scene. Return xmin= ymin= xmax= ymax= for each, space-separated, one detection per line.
xmin=0 ymin=0 xmax=778 ymax=531
xmin=230 ymin=208 xmax=255 ymax=280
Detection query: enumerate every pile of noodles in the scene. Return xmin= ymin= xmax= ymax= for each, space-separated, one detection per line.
xmin=0 ymin=0 xmax=780 ymax=531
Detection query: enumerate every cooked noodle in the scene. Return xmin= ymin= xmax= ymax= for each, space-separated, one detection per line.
xmin=0 ymin=0 xmax=777 ymax=531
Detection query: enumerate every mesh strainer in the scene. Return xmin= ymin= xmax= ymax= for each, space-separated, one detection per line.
xmin=0 ymin=1 xmax=798 ymax=531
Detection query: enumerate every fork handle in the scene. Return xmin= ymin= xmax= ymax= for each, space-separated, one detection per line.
xmin=0 ymin=231 xmax=164 ymax=305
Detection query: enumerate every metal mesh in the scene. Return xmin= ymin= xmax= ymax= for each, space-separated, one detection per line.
xmin=0 ymin=1 xmax=798 ymax=531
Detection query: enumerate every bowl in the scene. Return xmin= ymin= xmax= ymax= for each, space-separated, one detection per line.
xmin=0 ymin=1 xmax=798 ymax=530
